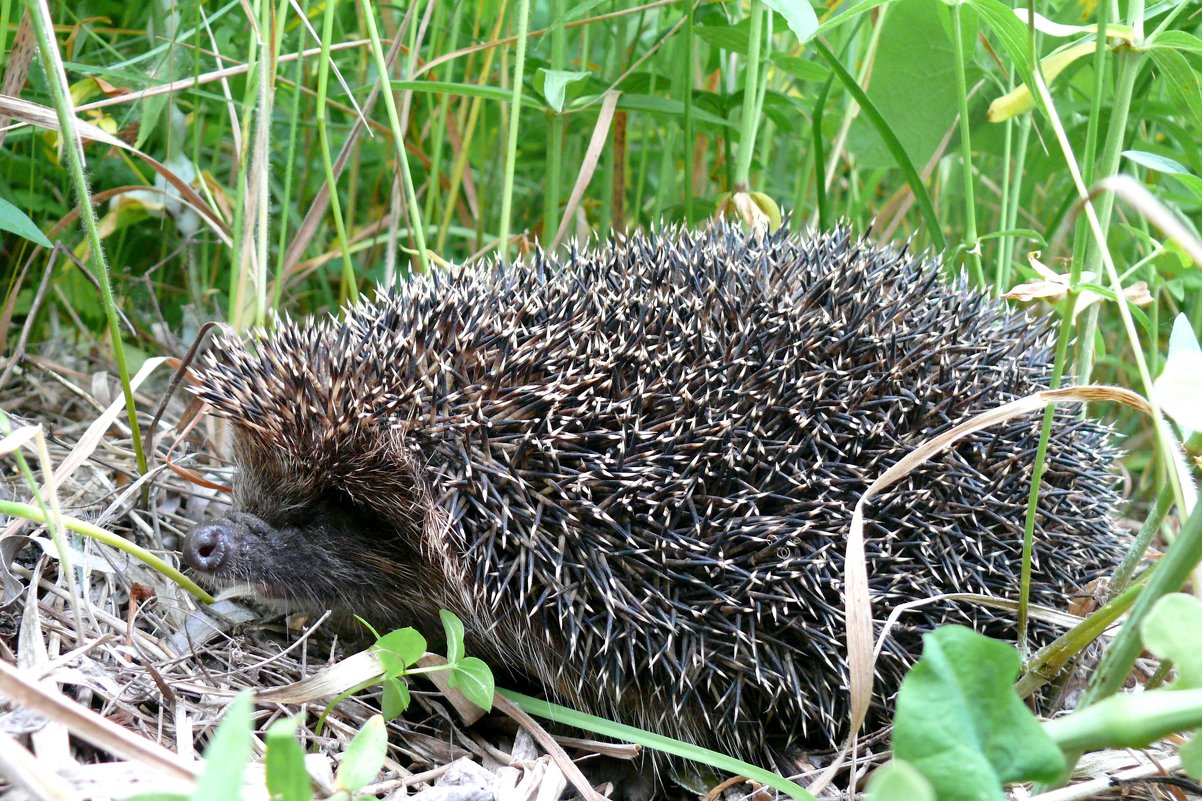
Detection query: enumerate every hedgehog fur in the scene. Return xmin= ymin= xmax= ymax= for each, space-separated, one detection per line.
xmin=183 ymin=223 xmax=1122 ymax=769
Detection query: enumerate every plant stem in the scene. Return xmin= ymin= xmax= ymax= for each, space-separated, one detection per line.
xmin=360 ymin=0 xmax=430 ymax=273
xmin=273 ymin=0 xmax=306 ymax=311
xmin=1018 ymin=24 xmax=1145 ymax=654
xmin=317 ymin=0 xmax=358 ymax=302
xmin=950 ymin=1 xmax=982 ymax=286
xmin=1073 ymin=47 xmax=1141 ymax=385
xmin=733 ymin=0 xmax=763 ymax=189
xmin=26 ymin=0 xmax=147 ymax=475
xmin=683 ymin=0 xmax=694 ymax=224
xmin=1045 ymin=683 xmax=1202 ymax=752
xmin=497 ymin=0 xmax=531 ymax=262
xmin=995 ymin=114 xmax=1031 ymax=293
xmin=0 ymin=499 xmax=215 ymax=603
xmin=543 ymin=0 xmax=566 ymax=239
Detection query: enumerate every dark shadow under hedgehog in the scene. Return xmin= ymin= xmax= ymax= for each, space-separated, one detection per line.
xmin=182 ymin=223 xmax=1122 ymax=774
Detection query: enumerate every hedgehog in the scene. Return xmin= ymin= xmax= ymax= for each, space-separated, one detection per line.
xmin=181 ymin=223 xmax=1122 ymax=773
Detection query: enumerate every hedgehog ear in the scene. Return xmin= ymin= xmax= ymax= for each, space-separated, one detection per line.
xmin=336 ymin=441 xmax=434 ymax=533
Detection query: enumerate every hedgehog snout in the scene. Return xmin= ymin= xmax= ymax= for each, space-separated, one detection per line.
xmin=183 ymin=519 xmax=239 ymax=574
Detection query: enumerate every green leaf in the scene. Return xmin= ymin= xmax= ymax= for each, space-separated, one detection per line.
xmin=1123 ymin=150 xmax=1202 ymax=200
xmin=813 ymin=38 xmax=945 ymax=252
xmin=265 ymin=717 xmax=312 ymax=801
xmin=0 ymin=197 xmax=53 ymax=248
xmin=501 ymin=688 xmax=817 ymax=800
xmin=1123 ymin=149 xmax=1191 ymax=175
xmin=606 ymin=93 xmax=733 ymax=128
xmin=967 ymin=0 xmax=1035 ymax=96
xmin=761 ymin=0 xmax=818 ymax=44
xmin=536 ymin=69 xmax=590 ymax=113
xmin=1150 ymin=47 xmax=1202 ymax=131
xmin=334 ymin=715 xmax=387 ymax=794
xmin=865 ymin=760 xmax=936 ymax=801
xmin=893 ymin=627 xmax=1064 ymax=801
xmin=374 ymin=627 xmax=427 ymax=676
xmin=1182 ymin=734 xmax=1202 ymax=779
xmin=772 ymin=54 xmax=829 ymax=82
xmin=816 ymin=0 xmax=894 ymax=34
xmin=136 ymin=92 xmax=169 ymax=150
xmin=1153 ymin=315 xmax=1202 ymax=433
xmin=1143 ymin=594 xmax=1202 ymax=688
xmin=381 ymin=677 xmax=411 ymax=721
xmin=193 ymin=691 xmax=255 ymax=801
xmin=694 ymin=16 xmax=753 ymax=55
xmin=389 ymin=80 xmax=541 ymax=108
xmin=845 ymin=0 xmax=962 ymax=173
xmin=449 ymin=656 xmax=495 ymax=712
xmin=440 ymin=609 xmax=465 ymax=665
xmin=1149 ymin=29 xmax=1202 ymax=56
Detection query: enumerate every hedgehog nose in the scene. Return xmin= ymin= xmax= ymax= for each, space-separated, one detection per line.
xmin=184 ymin=520 xmax=233 ymax=573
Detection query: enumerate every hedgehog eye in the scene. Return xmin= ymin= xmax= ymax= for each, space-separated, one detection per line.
xmin=299 ymin=489 xmax=377 ymax=532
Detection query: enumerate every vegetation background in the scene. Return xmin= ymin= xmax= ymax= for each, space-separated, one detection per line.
xmin=1 ymin=0 xmax=1200 ymax=440
xmin=0 ymin=0 xmax=1201 ymax=797
xmin=1 ymin=0 xmax=1199 ymax=477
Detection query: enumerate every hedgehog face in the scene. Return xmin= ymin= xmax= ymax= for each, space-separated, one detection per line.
xmin=182 ymin=428 xmax=457 ymax=627
xmin=183 ymin=493 xmax=410 ymax=615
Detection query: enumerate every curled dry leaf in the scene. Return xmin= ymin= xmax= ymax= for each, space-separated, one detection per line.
xmin=1004 ymin=251 xmax=1152 ymax=320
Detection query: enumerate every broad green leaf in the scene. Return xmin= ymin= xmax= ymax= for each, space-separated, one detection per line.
xmin=762 ymin=0 xmax=818 ymax=44
xmin=1142 ymin=593 xmax=1202 ymax=689
xmin=266 ymin=717 xmax=312 ymax=801
xmin=440 ymin=609 xmax=465 ymax=665
xmin=136 ymin=92 xmax=169 ymax=150
xmin=865 ymin=760 xmax=936 ymax=801
xmin=0 ymin=197 xmax=52 ymax=248
xmin=334 ymin=716 xmax=387 ymax=794
xmin=193 ymin=691 xmax=255 ymax=801
xmin=537 ymin=69 xmax=590 ymax=113
xmin=893 ymin=627 xmax=1064 ymax=801
xmin=815 ymin=38 xmax=944 ymax=251
xmin=374 ymin=627 xmax=427 ymax=676
xmin=449 ymin=657 xmax=495 ymax=712
xmin=846 ymin=0 xmax=965 ymax=171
